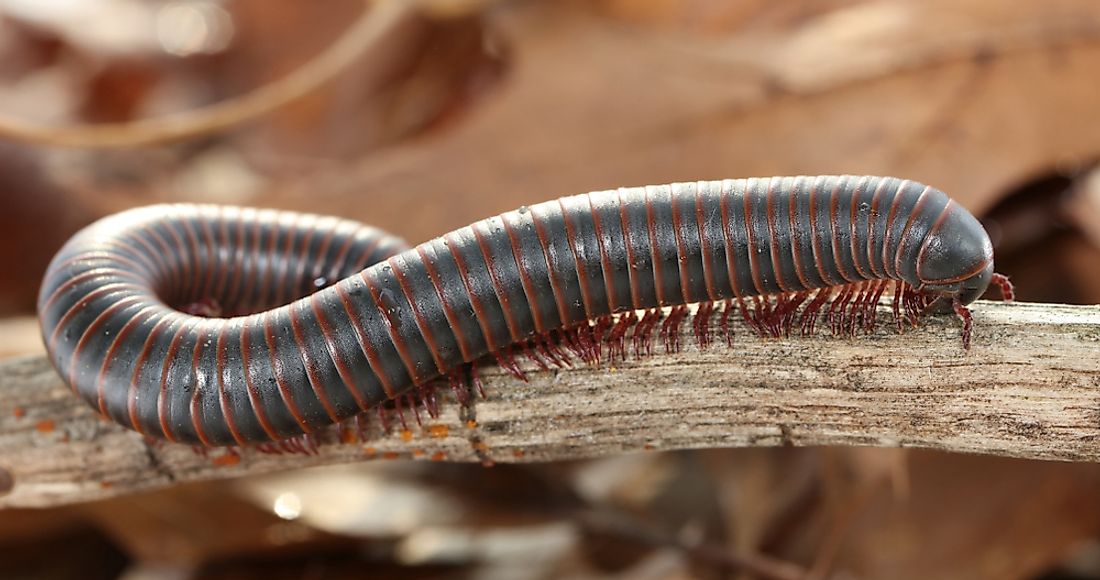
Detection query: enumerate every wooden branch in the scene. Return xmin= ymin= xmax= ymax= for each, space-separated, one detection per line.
xmin=1 ymin=300 xmax=1098 ymax=508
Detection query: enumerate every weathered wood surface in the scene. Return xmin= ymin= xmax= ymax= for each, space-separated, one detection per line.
xmin=0 ymin=300 xmax=1097 ymax=508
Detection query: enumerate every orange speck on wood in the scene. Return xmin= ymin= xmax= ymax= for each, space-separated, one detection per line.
xmin=465 ymin=420 xmax=477 ymax=429
xmin=363 ymin=446 xmax=377 ymax=456
xmin=12 ymin=407 xmax=25 ymax=418
xmin=382 ymin=451 xmax=400 ymax=460
xmin=35 ymin=419 xmax=55 ymax=433
xmin=427 ymin=424 xmax=449 ymax=438
xmin=399 ymin=429 xmax=413 ymax=442
xmin=212 ymin=453 xmax=241 ymax=467
xmin=512 ymin=449 xmax=525 ymax=458
xmin=430 ymin=451 xmax=447 ymax=461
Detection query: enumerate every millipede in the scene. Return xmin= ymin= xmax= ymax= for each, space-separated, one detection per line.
xmin=38 ymin=175 xmax=1014 ymax=448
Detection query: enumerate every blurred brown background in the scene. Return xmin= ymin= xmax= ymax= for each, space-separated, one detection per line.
xmin=2 ymin=0 xmax=1100 ymax=578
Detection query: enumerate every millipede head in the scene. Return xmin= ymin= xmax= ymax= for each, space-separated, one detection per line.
xmin=954 ymin=260 xmax=995 ymax=305
xmin=918 ymin=260 xmax=994 ymax=315
xmin=916 ymin=201 xmax=995 ymax=307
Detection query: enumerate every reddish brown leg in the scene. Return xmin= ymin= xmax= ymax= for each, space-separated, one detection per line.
xmin=570 ymin=324 xmax=596 ymax=364
xmin=303 ymin=433 xmax=320 ymax=454
xmin=393 ymin=395 xmax=410 ymax=431
xmin=558 ymin=327 xmax=582 ymax=361
xmin=767 ymin=295 xmax=788 ymax=337
xmin=448 ymin=368 xmax=470 ymax=405
xmin=901 ymin=284 xmax=922 ymax=327
xmin=591 ymin=315 xmax=614 ymax=363
xmin=608 ymin=311 xmax=637 ymax=362
xmin=355 ymin=413 xmax=370 ymax=441
xmin=799 ymin=288 xmax=831 ymax=335
xmin=291 ymin=433 xmax=317 ymax=455
xmin=533 ymin=334 xmax=567 ymax=369
xmin=406 ymin=393 xmax=423 ymax=427
xmin=738 ymin=296 xmax=760 ymax=335
xmin=672 ymin=305 xmax=688 ymax=350
xmin=265 ymin=433 xmax=317 ymax=456
xmin=661 ymin=305 xmax=688 ymax=353
xmin=991 ymin=273 xmax=1015 ymax=302
xmin=520 ymin=341 xmax=551 ymax=372
xmin=829 ymin=285 xmax=854 ymax=335
xmin=865 ymin=280 xmax=888 ymax=332
xmin=418 ymin=384 xmax=439 ymax=418
xmin=825 ymin=285 xmax=844 ymax=334
xmin=586 ymin=320 xmax=604 ymax=363
xmin=759 ymin=296 xmax=780 ymax=338
xmin=845 ymin=282 xmax=868 ymax=335
xmin=377 ymin=405 xmax=393 ymax=434
xmin=891 ymin=280 xmax=904 ymax=332
xmin=760 ymin=295 xmax=783 ymax=337
xmin=952 ymin=297 xmax=973 ymax=350
xmin=563 ymin=325 xmax=589 ymax=364
xmin=545 ymin=333 xmax=573 ymax=367
xmin=470 ymin=362 xmax=486 ymax=398
xmin=720 ymin=299 xmax=735 ymax=346
xmin=633 ymin=308 xmax=661 ymax=358
xmin=495 ymin=347 xmax=528 ymax=382
xmin=694 ymin=301 xmax=714 ymax=348
xmin=780 ymin=291 xmax=809 ymax=337
xmin=745 ymin=296 xmax=760 ymax=336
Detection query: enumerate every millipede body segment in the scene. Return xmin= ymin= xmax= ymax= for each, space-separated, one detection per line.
xmin=38 ymin=176 xmax=1012 ymax=447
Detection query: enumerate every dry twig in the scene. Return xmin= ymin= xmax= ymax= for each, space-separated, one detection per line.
xmin=0 ymin=300 xmax=1097 ymax=508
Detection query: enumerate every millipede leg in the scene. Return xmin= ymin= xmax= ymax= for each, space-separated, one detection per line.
xmin=608 ymin=311 xmax=636 ymax=362
xmin=845 ymin=282 xmax=867 ymax=335
xmin=799 ymin=287 xmax=830 ymax=335
xmin=780 ymin=291 xmax=809 ymax=337
xmin=494 ymin=347 xmax=528 ymax=382
xmin=563 ymin=327 xmax=584 ymax=362
xmin=952 ymin=297 xmax=973 ymax=350
xmin=448 ymin=368 xmax=470 ymax=406
xmin=991 ymin=273 xmax=1015 ymax=302
xmin=866 ymin=280 xmax=888 ymax=332
xmin=592 ymin=316 xmax=614 ymax=363
xmin=406 ymin=393 xmax=423 ymax=427
xmin=828 ymin=285 xmax=853 ymax=335
xmin=418 ymin=384 xmax=439 ymax=418
xmin=544 ymin=333 xmax=573 ymax=367
xmin=535 ymin=333 xmax=567 ymax=368
xmin=756 ymin=296 xmax=776 ymax=337
xmin=471 ymin=362 xmax=487 ymax=399
xmin=633 ymin=308 xmax=660 ymax=358
xmin=694 ymin=301 xmax=714 ymax=348
xmin=521 ymin=341 xmax=551 ymax=372
xmin=892 ymin=280 xmax=904 ymax=331
xmin=356 ymin=413 xmax=370 ymax=440
xmin=661 ymin=305 xmax=688 ymax=353
xmin=720 ymin=299 xmax=735 ymax=346
xmin=574 ymin=324 xmax=599 ymax=364
xmin=393 ymin=396 xmax=410 ymax=432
